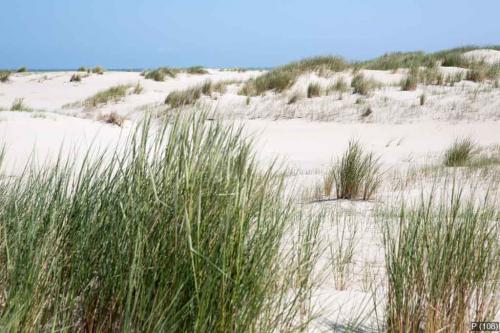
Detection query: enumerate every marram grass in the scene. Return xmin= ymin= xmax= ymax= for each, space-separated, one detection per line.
xmin=0 ymin=112 xmax=318 ymax=332
xmin=382 ymin=182 xmax=499 ymax=332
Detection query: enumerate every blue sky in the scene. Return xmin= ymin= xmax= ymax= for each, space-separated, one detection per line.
xmin=1 ymin=0 xmax=499 ymax=69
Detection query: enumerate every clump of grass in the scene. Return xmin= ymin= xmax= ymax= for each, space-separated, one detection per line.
xmin=16 ymin=67 xmax=27 ymax=73
xmin=307 ymin=82 xmax=321 ymax=98
xmin=443 ymin=138 xmax=476 ymax=166
xmin=287 ymin=92 xmax=301 ymax=104
xmin=240 ymin=56 xmax=349 ymax=96
xmin=419 ymin=94 xmax=426 ymax=106
xmin=92 ymin=66 xmax=105 ymax=75
xmin=360 ymin=51 xmax=433 ymax=70
xmin=420 ymin=63 xmax=444 ymax=85
xmin=351 ymin=74 xmax=378 ymax=95
xmin=84 ymin=84 xmax=130 ymax=108
xmin=98 ymin=111 xmax=125 ymax=127
xmin=401 ymin=67 xmax=419 ymax=91
xmin=382 ymin=184 xmax=499 ymax=332
xmin=77 ymin=66 xmax=87 ymax=72
xmin=10 ymin=98 xmax=31 ymax=112
xmin=0 ymin=112 xmax=318 ymax=332
xmin=0 ymin=71 xmax=11 ymax=83
xmin=212 ymin=80 xmax=236 ymax=94
xmin=466 ymin=65 xmax=487 ymax=82
xmin=201 ymin=80 xmax=212 ymax=96
xmin=324 ymin=141 xmax=381 ymax=200
xmin=327 ymin=78 xmax=349 ymax=94
xmin=445 ymin=72 xmax=464 ymax=86
xmin=165 ymin=85 xmax=206 ymax=108
xmin=133 ymin=81 xmax=143 ymax=94
xmin=242 ymin=70 xmax=295 ymax=96
xmin=144 ymin=67 xmax=178 ymax=81
xmin=70 ymin=73 xmax=82 ymax=82
xmin=186 ymin=66 xmax=208 ymax=74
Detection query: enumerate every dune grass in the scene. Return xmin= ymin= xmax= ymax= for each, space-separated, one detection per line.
xmin=10 ymin=98 xmax=32 ymax=112
xmin=360 ymin=45 xmax=500 ymax=70
xmin=240 ymin=56 xmax=349 ymax=96
xmin=382 ymin=183 xmax=499 ymax=332
xmin=165 ymin=83 xmax=213 ymax=108
xmin=0 ymin=113 xmax=318 ymax=332
xmin=324 ymin=141 xmax=381 ymax=200
xmin=351 ymin=74 xmax=379 ymax=96
xmin=92 ymin=66 xmax=105 ymax=75
xmin=327 ymin=78 xmax=349 ymax=94
xmin=84 ymin=85 xmax=130 ymax=108
xmin=444 ymin=138 xmax=476 ymax=167
xmin=144 ymin=67 xmax=178 ymax=81
xmin=0 ymin=71 xmax=11 ymax=83
xmin=70 ymin=73 xmax=82 ymax=82
xmin=307 ymin=82 xmax=321 ymax=98
xmin=186 ymin=66 xmax=209 ymax=75
xmin=400 ymin=67 xmax=419 ymax=91
xmin=16 ymin=67 xmax=27 ymax=73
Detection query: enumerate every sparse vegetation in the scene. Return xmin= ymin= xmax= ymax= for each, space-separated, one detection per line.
xmin=401 ymin=67 xmax=419 ymax=91
xmin=240 ymin=56 xmax=349 ymax=96
xmin=92 ymin=66 xmax=105 ymax=75
xmin=382 ymin=185 xmax=499 ymax=332
xmin=324 ymin=141 xmax=381 ymax=200
xmin=351 ymin=73 xmax=379 ymax=95
xmin=10 ymin=98 xmax=31 ymax=112
xmin=0 ymin=71 xmax=11 ymax=83
xmin=420 ymin=94 xmax=426 ymax=106
xmin=84 ymin=84 xmax=130 ymax=108
xmin=444 ymin=138 xmax=476 ymax=167
xmin=201 ymin=80 xmax=212 ymax=96
xmin=133 ymin=81 xmax=143 ymax=94
xmin=16 ymin=67 xmax=27 ymax=73
xmin=327 ymin=78 xmax=349 ymax=94
xmin=77 ymin=66 xmax=87 ymax=72
xmin=186 ymin=66 xmax=208 ymax=74
xmin=70 ymin=73 xmax=82 ymax=82
xmin=307 ymin=82 xmax=321 ymax=98
xmin=288 ymin=92 xmax=301 ymax=104
xmin=144 ymin=67 xmax=177 ymax=81
xmin=0 ymin=113 xmax=318 ymax=332
xmin=165 ymin=85 xmax=209 ymax=108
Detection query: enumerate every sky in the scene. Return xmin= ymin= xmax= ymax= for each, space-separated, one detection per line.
xmin=1 ymin=0 xmax=499 ymax=69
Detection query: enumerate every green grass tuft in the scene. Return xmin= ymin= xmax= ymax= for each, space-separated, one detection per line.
xmin=0 ymin=71 xmax=11 ymax=83
xmin=382 ymin=184 xmax=499 ymax=332
xmin=240 ymin=56 xmax=349 ymax=96
xmin=351 ymin=74 xmax=379 ymax=95
xmin=10 ymin=98 xmax=32 ymax=112
xmin=0 ymin=113 xmax=318 ymax=332
xmin=83 ymin=85 xmax=130 ymax=108
xmin=70 ymin=73 xmax=82 ymax=82
xmin=444 ymin=138 xmax=476 ymax=167
xmin=92 ymin=66 xmax=105 ymax=75
xmin=186 ymin=66 xmax=209 ymax=74
xmin=165 ymin=85 xmax=211 ymax=108
xmin=324 ymin=141 xmax=381 ymax=200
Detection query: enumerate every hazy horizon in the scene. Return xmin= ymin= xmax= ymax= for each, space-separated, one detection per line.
xmin=1 ymin=0 xmax=500 ymax=69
